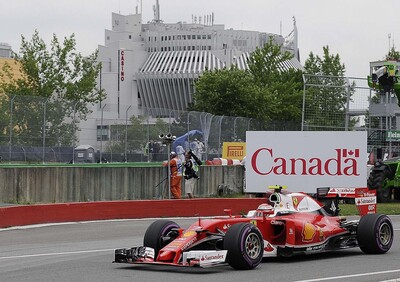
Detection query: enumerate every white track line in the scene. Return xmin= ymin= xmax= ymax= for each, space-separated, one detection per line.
xmin=0 ymin=249 xmax=114 ymax=260
xmin=294 ymin=269 xmax=400 ymax=282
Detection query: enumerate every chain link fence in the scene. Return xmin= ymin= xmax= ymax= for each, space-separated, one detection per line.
xmin=1 ymin=74 xmax=395 ymax=163
xmin=302 ymin=74 xmax=400 ymax=159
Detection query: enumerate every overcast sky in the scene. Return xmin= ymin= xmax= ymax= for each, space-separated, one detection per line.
xmin=1 ymin=0 xmax=399 ymax=77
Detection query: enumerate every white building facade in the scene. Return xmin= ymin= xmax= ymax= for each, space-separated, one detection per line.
xmin=78 ymin=2 xmax=302 ymax=148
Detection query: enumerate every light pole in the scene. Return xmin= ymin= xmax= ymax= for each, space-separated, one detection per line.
xmin=218 ymin=115 xmax=224 ymax=157
xmin=125 ymin=105 xmax=132 ymax=162
xmin=233 ymin=117 xmax=239 ymax=141
xmin=100 ymin=103 xmax=107 ymax=163
xmin=9 ymin=95 xmax=16 ymax=163
xmin=159 ymin=133 xmax=176 ymax=199
xmin=42 ymin=99 xmax=48 ymax=164
xmin=72 ymin=101 xmax=79 ymax=164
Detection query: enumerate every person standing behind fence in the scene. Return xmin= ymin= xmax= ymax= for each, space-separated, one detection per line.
xmin=165 ymin=151 xmax=183 ymax=199
xmin=176 ymin=144 xmax=185 ymax=163
xmin=183 ymin=150 xmax=202 ymax=198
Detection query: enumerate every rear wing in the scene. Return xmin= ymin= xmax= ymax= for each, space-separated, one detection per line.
xmin=316 ymin=187 xmax=376 ymax=216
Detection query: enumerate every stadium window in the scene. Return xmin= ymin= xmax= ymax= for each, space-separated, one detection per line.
xmin=97 ymin=125 xmax=109 ymax=141
xmin=182 ymin=35 xmax=186 ymax=40
xmin=207 ymin=34 xmax=211 ymax=39
xmin=129 ymin=35 xmax=132 ymax=39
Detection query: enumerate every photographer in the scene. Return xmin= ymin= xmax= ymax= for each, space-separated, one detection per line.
xmin=183 ymin=150 xmax=202 ymax=198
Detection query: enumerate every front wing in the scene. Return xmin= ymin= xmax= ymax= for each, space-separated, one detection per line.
xmin=114 ymin=247 xmax=228 ymax=268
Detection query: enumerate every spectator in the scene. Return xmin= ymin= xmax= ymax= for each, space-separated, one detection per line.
xmin=145 ymin=140 xmax=154 ymax=162
xmin=190 ymin=138 xmax=200 ymax=158
xmin=164 ymin=151 xmax=183 ymax=199
xmin=183 ymin=150 xmax=202 ymax=198
xmin=176 ymin=144 xmax=185 ymax=163
xmin=197 ymin=138 xmax=205 ymax=161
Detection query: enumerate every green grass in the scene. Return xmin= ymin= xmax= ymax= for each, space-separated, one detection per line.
xmin=0 ymin=162 xmax=163 ymax=168
xmin=340 ymin=203 xmax=400 ymax=216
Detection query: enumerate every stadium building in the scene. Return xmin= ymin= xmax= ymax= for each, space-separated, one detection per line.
xmin=5 ymin=2 xmax=302 ymax=148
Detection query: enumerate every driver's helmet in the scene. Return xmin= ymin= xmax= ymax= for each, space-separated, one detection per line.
xmin=256 ymin=203 xmax=274 ymax=214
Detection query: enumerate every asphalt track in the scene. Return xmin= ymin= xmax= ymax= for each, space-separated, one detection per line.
xmin=0 ymin=216 xmax=399 ymax=282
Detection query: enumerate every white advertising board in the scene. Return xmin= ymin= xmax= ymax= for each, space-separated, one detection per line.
xmin=245 ymin=131 xmax=367 ymax=194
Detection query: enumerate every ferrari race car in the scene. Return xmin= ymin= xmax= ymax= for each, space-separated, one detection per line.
xmin=114 ymin=186 xmax=394 ymax=270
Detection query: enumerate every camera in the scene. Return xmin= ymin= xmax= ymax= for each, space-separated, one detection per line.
xmin=159 ymin=133 xmax=176 ymax=144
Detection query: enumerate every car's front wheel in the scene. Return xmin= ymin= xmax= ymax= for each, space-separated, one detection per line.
xmin=143 ymin=220 xmax=180 ymax=258
xmin=223 ymin=223 xmax=264 ymax=270
xmin=357 ymin=214 xmax=393 ymax=254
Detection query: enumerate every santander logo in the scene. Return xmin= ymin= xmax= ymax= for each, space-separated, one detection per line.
xmin=251 ymin=148 xmax=360 ymax=176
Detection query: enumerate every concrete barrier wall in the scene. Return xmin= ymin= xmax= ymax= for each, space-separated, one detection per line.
xmin=0 ymin=165 xmax=245 ymax=203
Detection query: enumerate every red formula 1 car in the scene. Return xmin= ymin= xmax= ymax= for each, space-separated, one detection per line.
xmin=114 ymin=186 xmax=394 ymax=270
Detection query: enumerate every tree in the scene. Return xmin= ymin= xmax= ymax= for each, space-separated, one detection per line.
xmin=0 ymin=30 xmax=104 ymax=147
xmin=303 ymin=46 xmax=357 ymax=130
xmin=387 ymin=46 xmax=400 ymax=60
xmin=192 ymin=38 xmax=303 ymax=127
xmin=191 ymin=67 xmax=262 ymax=118
xmin=107 ymin=115 xmax=170 ymax=155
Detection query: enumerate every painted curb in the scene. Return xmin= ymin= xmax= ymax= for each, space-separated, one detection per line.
xmin=0 ymin=198 xmax=267 ymax=228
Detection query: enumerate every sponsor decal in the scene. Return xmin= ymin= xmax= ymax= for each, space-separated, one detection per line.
xmin=327 ymin=187 xmax=355 ymax=197
xmin=223 ymin=224 xmax=231 ymax=230
xmin=355 ymin=188 xmax=376 ymax=215
xmin=302 ymin=223 xmax=316 ymax=242
xmin=292 ymin=195 xmax=305 ymax=210
xmin=119 ymin=50 xmax=125 ymax=81
xmin=183 ymin=250 xmax=227 ymax=266
xmin=264 ymin=242 xmax=275 ymax=252
xmin=271 ymin=220 xmax=285 ymax=225
xmin=144 ymin=247 xmax=155 ymax=259
xmin=251 ymin=148 xmax=360 ymax=176
xmin=250 ymin=220 xmax=257 ymax=226
xmin=227 ymin=146 xmax=244 ymax=157
xmin=222 ymin=142 xmax=246 ymax=160
xmin=183 ymin=230 xmax=196 ymax=237
xmin=356 ymin=197 xmax=377 ymax=205
xmin=306 ymin=242 xmax=328 ymax=252
xmin=201 ymin=253 xmax=225 ymax=261
xmin=182 ymin=237 xmax=197 ymax=251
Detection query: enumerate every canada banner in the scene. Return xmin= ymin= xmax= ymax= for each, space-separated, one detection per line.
xmin=245 ymin=131 xmax=368 ymax=194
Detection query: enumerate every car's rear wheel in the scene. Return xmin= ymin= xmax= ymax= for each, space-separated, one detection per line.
xmin=357 ymin=214 xmax=393 ymax=254
xmin=223 ymin=223 xmax=264 ymax=270
xmin=143 ymin=220 xmax=180 ymax=258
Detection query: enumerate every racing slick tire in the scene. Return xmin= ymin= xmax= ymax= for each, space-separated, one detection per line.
xmin=357 ymin=214 xmax=393 ymax=254
xmin=143 ymin=220 xmax=180 ymax=258
xmin=367 ymin=168 xmax=392 ymax=203
xmin=223 ymin=223 xmax=264 ymax=270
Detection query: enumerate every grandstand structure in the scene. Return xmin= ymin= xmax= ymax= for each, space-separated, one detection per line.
xmin=78 ymin=1 xmax=303 ymax=147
